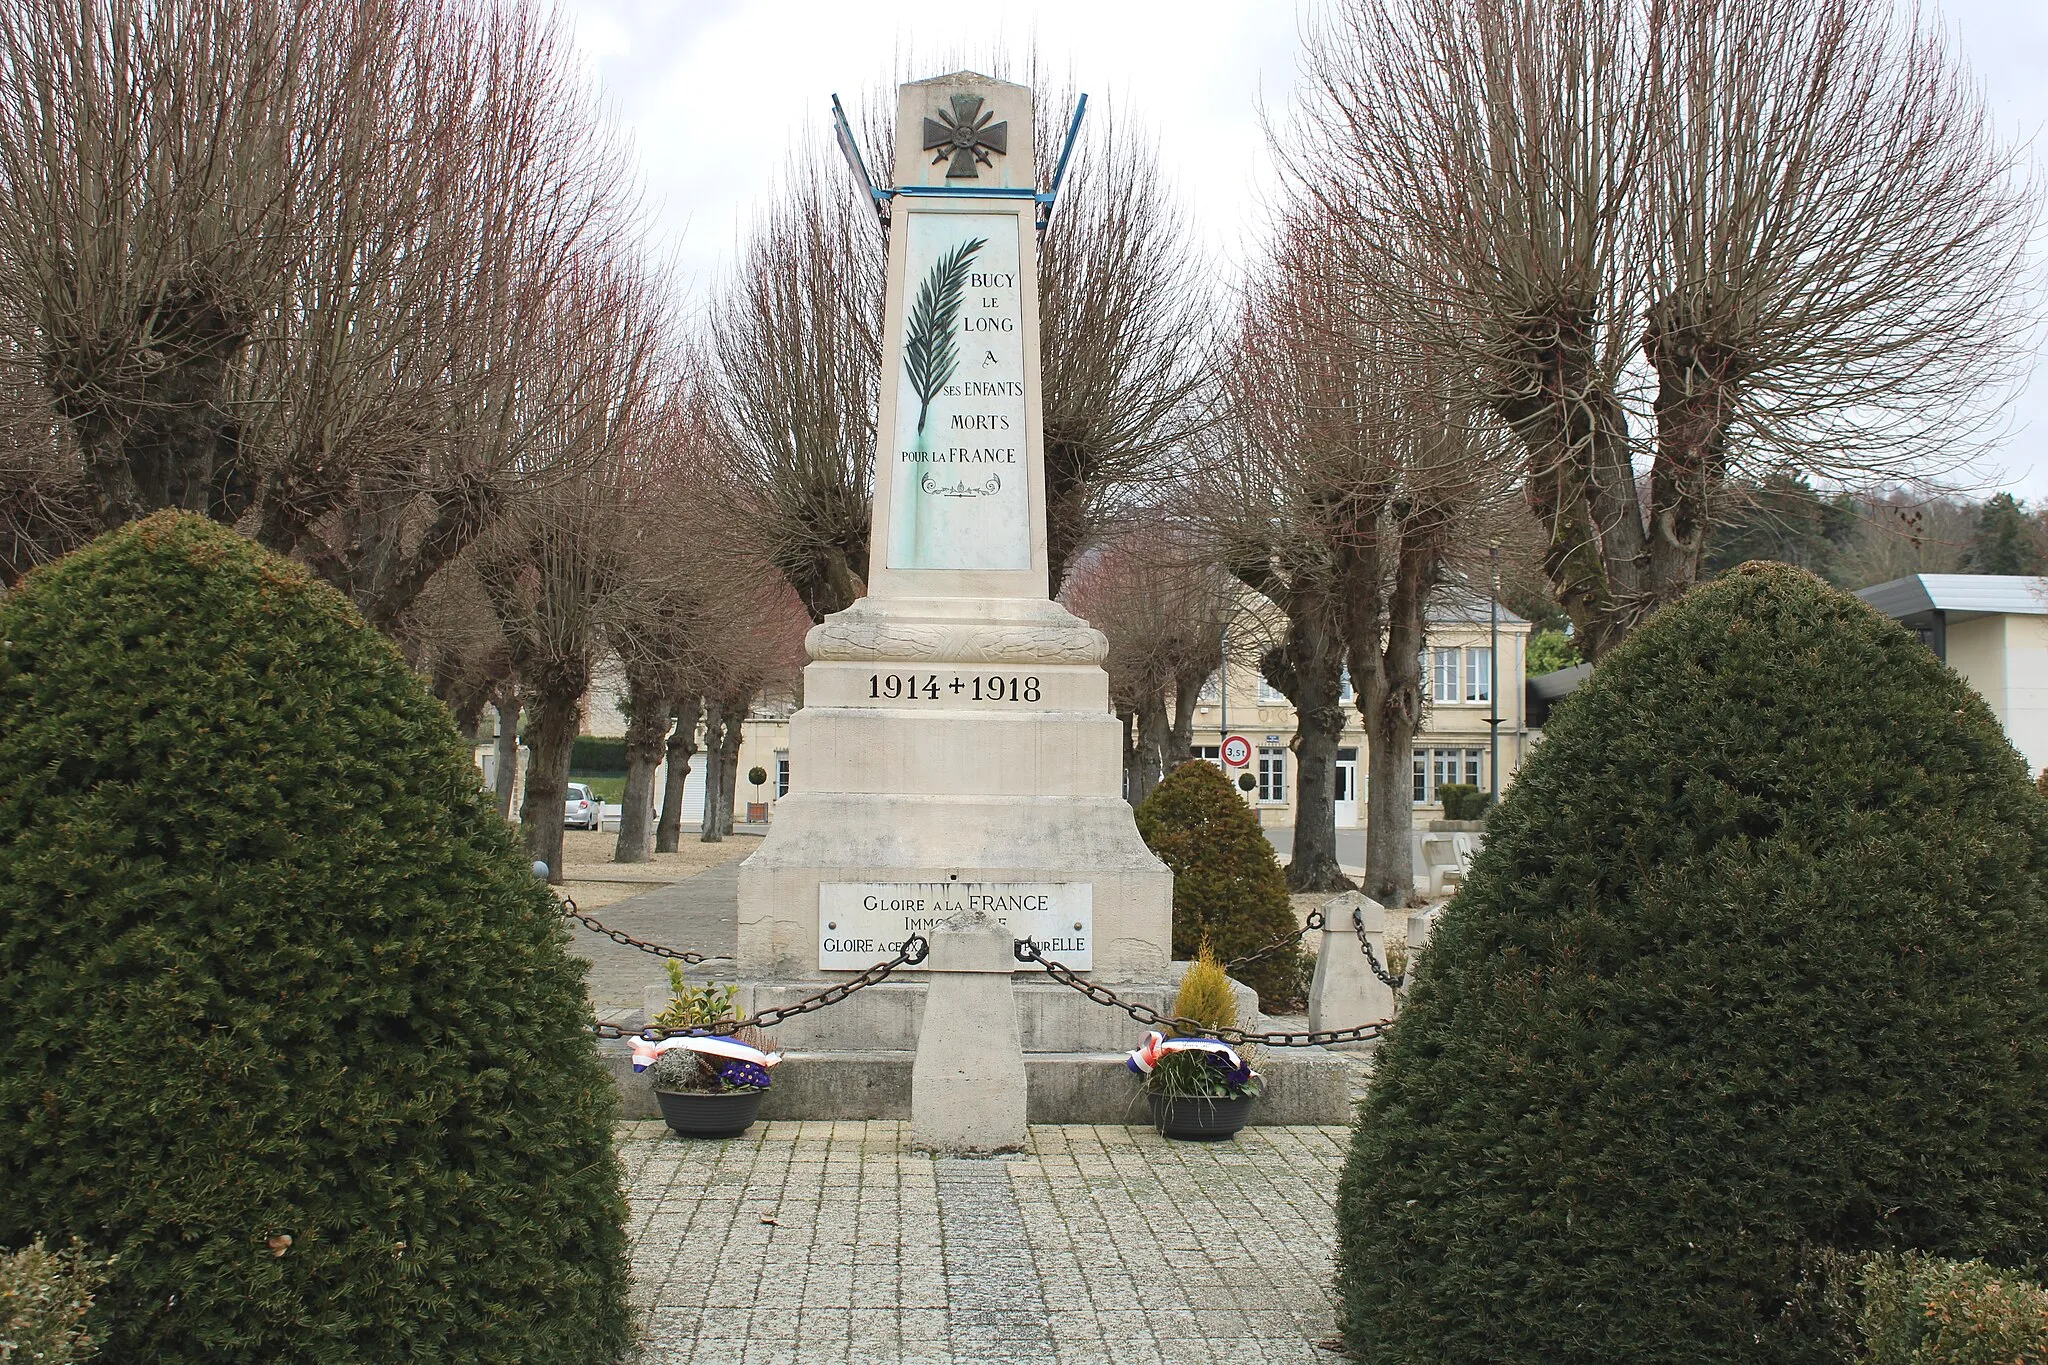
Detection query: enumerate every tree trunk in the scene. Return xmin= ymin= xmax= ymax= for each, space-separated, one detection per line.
xmin=58 ymin=280 xmax=253 ymax=532
xmin=697 ymin=701 xmax=728 ymax=843
xmin=1290 ymin=697 xmax=1352 ymax=893
xmin=1355 ymin=524 xmax=1436 ymax=908
xmin=1263 ymin=629 xmax=1351 ymax=893
xmin=714 ymin=695 xmax=748 ymax=837
xmin=1495 ymin=310 xmax=1647 ymax=660
xmin=492 ymin=688 xmax=520 ymax=822
xmin=614 ymin=678 xmax=675 ymax=864
xmin=1361 ymin=711 xmax=1414 ymax=907
xmin=1116 ymin=703 xmax=1143 ymax=805
xmin=656 ymin=695 xmax=702 ymax=853
xmin=1165 ymin=670 xmax=1205 ymax=774
xmin=1134 ymin=691 xmax=1171 ymax=808
xmin=518 ymin=684 xmax=581 ymax=885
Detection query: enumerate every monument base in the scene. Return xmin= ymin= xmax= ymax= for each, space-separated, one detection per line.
xmin=736 ymin=593 xmax=1174 ymax=981
xmin=601 ymin=972 xmax=1354 ymax=1126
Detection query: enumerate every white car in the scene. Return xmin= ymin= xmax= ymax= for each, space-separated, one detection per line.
xmin=563 ymin=783 xmax=601 ymax=831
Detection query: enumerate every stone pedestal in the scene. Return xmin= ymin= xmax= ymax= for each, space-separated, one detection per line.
xmin=738 ymin=598 xmax=1172 ymax=981
xmin=910 ymin=908 xmax=1027 ymax=1154
xmin=1308 ymin=892 xmax=1398 ymax=1047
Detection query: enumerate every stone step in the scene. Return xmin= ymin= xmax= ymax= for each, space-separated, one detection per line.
xmin=649 ymin=974 xmax=1265 ymax=1055
xmin=601 ymin=1043 xmax=1354 ymax=1127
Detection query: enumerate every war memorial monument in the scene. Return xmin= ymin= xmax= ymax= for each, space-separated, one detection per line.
xmin=617 ymin=72 xmax=1348 ymax=1134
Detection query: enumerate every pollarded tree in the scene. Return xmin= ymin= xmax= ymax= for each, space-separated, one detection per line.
xmin=1062 ymin=523 xmax=1231 ymax=805
xmin=0 ymin=0 xmax=634 ymax=626
xmin=709 ymin=152 xmax=883 ymax=622
xmin=474 ymin=252 xmax=668 ymax=883
xmin=1337 ymin=563 xmax=2048 ymax=1363
xmin=0 ymin=512 xmax=629 ymax=1363
xmin=1195 ymin=221 xmax=1508 ymax=899
xmin=1032 ymin=90 xmax=1215 ymax=595
xmin=1294 ymin=0 xmax=2033 ymax=658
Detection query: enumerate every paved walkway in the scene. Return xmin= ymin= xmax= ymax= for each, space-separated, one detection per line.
xmin=569 ymin=863 xmax=745 ymax=1013
xmin=618 ymin=1120 xmax=1350 ymax=1364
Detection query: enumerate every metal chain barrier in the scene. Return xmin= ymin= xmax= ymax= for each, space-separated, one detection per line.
xmin=561 ymin=897 xmax=732 ymax=965
xmin=1224 ymin=906 xmax=1325 ymax=974
xmin=1352 ymin=904 xmax=1406 ymax=991
xmin=590 ymin=935 xmax=932 ymax=1041
xmin=1012 ymin=938 xmax=1393 ymax=1048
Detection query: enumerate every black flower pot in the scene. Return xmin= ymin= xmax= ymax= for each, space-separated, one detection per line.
xmin=655 ymin=1088 xmax=765 ymax=1138
xmin=1147 ymin=1091 xmax=1254 ymax=1141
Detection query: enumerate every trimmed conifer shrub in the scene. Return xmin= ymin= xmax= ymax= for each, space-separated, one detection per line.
xmin=0 ymin=513 xmax=630 ymax=1363
xmin=1337 ymin=563 xmax=2048 ymax=1365
xmin=1136 ymin=759 xmax=1305 ymax=1009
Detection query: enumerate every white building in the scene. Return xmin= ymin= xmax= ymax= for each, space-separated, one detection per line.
xmin=1857 ymin=574 xmax=2048 ymax=775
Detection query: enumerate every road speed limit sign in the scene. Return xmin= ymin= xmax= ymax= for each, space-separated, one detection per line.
xmin=1222 ymin=735 xmax=1252 ymax=767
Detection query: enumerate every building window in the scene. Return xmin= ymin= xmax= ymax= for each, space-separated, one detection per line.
xmin=1432 ymin=647 xmax=1461 ymax=703
xmin=1257 ymin=746 xmax=1287 ymax=803
xmin=1257 ymin=674 xmax=1287 ymax=705
xmin=775 ymin=750 xmax=790 ymax=798
xmin=1465 ymin=647 xmax=1491 ymax=703
xmin=1198 ymin=672 xmax=1221 ymax=703
xmin=1192 ymin=745 xmax=1222 ymax=767
xmin=1413 ymin=747 xmax=1486 ymax=803
xmin=1339 ymin=667 xmax=1355 ymax=703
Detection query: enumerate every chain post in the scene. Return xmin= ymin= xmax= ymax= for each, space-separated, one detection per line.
xmin=1352 ymin=904 xmax=1405 ymax=991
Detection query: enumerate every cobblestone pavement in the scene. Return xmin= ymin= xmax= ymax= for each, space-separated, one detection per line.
xmin=618 ymin=1120 xmax=1351 ymax=1365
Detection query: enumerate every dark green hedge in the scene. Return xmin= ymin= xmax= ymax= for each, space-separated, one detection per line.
xmin=1137 ymin=759 xmax=1306 ymax=1010
xmin=569 ymin=736 xmax=628 ymax=774
xmin=0 ymin=513 xmax=630 ymax=1363
xmin=1337 ymin=563 xmax=2048 ymax=1364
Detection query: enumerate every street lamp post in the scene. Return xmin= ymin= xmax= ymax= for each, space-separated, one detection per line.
xmin=1488 ymin=543 xmax=1500 ymax=805
xmin=1218 ymin=618 xmax=1228 ymax=759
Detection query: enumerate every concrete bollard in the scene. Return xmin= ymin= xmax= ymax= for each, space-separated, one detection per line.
xmin=910 ymin=906 xmax=1027 ymax=1155
xmin=1407 ymin=906 xmax=1442 ymax=957
xmin=1307 ymin=891 xmax=1398 ymax=1048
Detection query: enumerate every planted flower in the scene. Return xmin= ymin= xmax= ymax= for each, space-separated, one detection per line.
xmin=1130 ymin=948 xmax=1263 ymax=1140
xmin=635 ymin=1035 xmax=781 ymax=1094
xmin=1126 ymin=1032 xmax=1263 ymax=1102
xmin=638 ymin=968 xmax=780 ymax=1137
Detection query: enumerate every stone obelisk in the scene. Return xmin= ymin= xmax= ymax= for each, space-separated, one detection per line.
xmin=736 ymin=71 xmax=1172 ymax=982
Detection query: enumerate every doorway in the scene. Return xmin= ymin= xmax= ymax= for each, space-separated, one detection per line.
xmin=1334 ymin=747 xmax=1360 ymax=827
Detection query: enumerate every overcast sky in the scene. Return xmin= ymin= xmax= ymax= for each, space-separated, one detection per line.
xmin=559 ymin=0 xmax=2048 ymax=499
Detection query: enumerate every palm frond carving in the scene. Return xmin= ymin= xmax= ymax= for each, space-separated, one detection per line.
xmin=903 ymin=237 xmax=985 ymax=435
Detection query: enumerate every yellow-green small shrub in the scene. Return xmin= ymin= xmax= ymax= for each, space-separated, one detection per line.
xmin=1860 ymin=1254 xmax=2048 ymax=1364
xmin=1144 ymin=947 xmax=1262 ymax=1100
xmin=0 ymin=1238 xmax=106 ymax=1364
xmin=1172 ymin=947 xmax=1238 ymax=1033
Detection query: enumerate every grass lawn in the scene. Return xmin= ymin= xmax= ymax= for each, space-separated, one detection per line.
xmin=570 ymin=773 xmax=626 ymax=802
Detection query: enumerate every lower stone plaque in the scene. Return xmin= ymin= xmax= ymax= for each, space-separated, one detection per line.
xmin=818 ymin=882 xmax=1093 ymax=971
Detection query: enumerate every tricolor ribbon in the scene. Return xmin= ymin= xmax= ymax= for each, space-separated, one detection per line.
xmin=1124 ymin=1030 xmax=1246 ymax=1077
xmin=630 ymin=1034 xmax=783 ymax=1074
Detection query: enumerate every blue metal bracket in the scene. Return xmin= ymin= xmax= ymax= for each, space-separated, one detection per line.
xmin=1039 ymin=93 xmax=1088 ymax=229
xmin=829 ymin=90 xmax=1090 ymax=234
xmin=831 ymin=93 xmax=888 ymax=230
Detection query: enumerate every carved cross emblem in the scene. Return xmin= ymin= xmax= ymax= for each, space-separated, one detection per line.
xmin=923 ymin=94 xmax=1008 ymax=178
